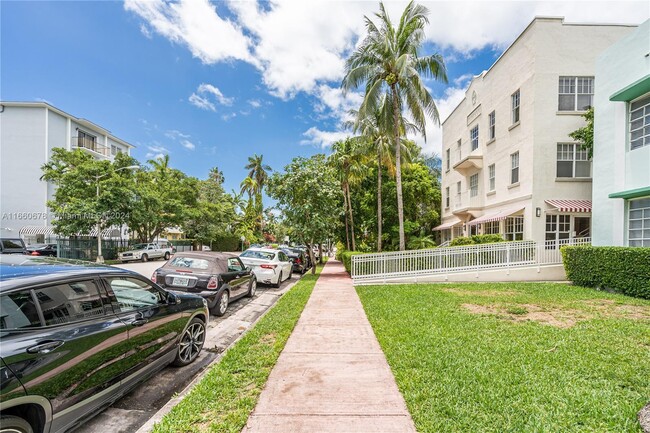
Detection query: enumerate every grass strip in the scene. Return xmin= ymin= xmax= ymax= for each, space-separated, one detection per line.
xmin=357 ymin=282 xmax=650 ymax=433
xmin=152 ymin=263 xmax=324 ymax=433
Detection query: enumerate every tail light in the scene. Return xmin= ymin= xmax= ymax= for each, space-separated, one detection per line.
xmin=30 ymin=251 xmax=40 ymax=256
xmin=296 ymin=258 xmax=302 ymax=264
xmin=260 ymin=264 xmax=277 ymax=269
xmin=207 ymin=276 xmax=219 ymax=289
xmin=151 ymin=272 xmax=157 ymax=283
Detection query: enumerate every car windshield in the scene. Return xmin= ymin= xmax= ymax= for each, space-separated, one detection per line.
xmin=2 ymin=240 xmax=23 ymax=249
xmin=168 ymin=257 xmax=210 ymax=270
xmin=241 ymin=250 xmax=275 ymax=261
xmin=131 ymin=243 xmax=148 ymax=250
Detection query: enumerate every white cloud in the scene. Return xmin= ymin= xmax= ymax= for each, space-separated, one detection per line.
xmin=248 ymin=99 xmax=262 ymax=108
xmin=221 ymin=112 xmax=237 ymax=121
xmin=146 ymin=143 xmax=171 ymax=159
xmin=165 ymin=129 xmax=191 ymax=140
xmin=180 ymin=139 xmax=195 ymax=150
xmin=300 ymin=127 xmax=349 ymax=148
xmin=189 ymin=83 xmax=234 ymax=111
xmin=124 ymin=0 xmax=255 ymax=65
xmin=313 ymin=85 xmax=363 ymax=123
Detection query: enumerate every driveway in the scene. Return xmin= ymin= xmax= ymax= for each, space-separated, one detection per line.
xmin=78 ymin=260 xmax=301 ymax=433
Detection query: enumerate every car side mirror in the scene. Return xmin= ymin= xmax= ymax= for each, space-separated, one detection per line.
xmin=246 ymin=266 xmax=252 ymax=272
xmin=167 ymin=292 xmax=181 ymax=305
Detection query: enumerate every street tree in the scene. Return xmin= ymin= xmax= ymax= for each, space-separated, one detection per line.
xmin=342 ymin=0 xmax=447 ymax=250
xmin=267 ymin=154 xmax=341 ymax=273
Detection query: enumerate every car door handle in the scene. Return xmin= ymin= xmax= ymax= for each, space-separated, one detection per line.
xmin=130 ymin=318 xmax=149 ymax=327
xmin=26 ymin=340 xmax=64 ymax=354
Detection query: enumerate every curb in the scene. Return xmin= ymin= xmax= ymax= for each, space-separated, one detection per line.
xmin=135 ymin=276 xmax=302 ymax=433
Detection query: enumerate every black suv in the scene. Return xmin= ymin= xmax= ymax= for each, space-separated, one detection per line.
xmin=0 ymin=255 xmax=209 ymax=433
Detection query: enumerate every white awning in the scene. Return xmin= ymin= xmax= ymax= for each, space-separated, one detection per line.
xmin=19 ymin=226 xmax=56 ymax=235
xmin=545 ymin=199 xmax=592 ymax=213
xmin=433 ymin=218 xmax=462 ymax=231
xmin=466 ymin=207 xmax=524 ymax=227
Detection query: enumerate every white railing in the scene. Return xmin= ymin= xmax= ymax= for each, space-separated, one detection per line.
xmin=351 ymin=237 xmax=591 ymax=281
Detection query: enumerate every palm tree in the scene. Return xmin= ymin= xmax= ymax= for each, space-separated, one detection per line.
xmin=245 ymin=154 xmax=272 ymax=234
xmin=239 ymin=176 xmax=257 ymax=201
xmin=330 ymin=139 xmax=365 ymax=251
xmin=347 ymin=104 xmax=417 ymax=252
xmin=342 ymin=1 xmax=447 ymax=251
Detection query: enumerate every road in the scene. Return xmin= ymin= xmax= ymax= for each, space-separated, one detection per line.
xmin=78 ymin=259 xmax=301 ymax=433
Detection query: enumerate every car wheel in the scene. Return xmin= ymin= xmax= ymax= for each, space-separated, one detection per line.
xmin=164 ymin=252 xmax=171 ymax=260
xmin=0 ymin=415 xmax=34 ymax=433
xmin=141 ymin=254 xmax=148 ymax=263
xmin=211 ymin=290 xmax=229 ymax=317
xmin=172 ymin=317 xmax=206 ymax=367
xmin=274 ymin=271 xmax=282 ymax=288
xmin=248 ymin=277 xmax=257 ymax=297
xmin=287 ymin=269 xmax=292 ymax=280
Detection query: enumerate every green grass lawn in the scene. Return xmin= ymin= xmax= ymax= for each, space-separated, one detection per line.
xmin=357 ymin=282 xmax=650 ymax=433
xmin=151 ymin=263 xmax=324 ymax=433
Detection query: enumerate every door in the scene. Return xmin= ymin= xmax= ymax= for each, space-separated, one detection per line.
xmin=574 ymin=217 xmax=590 ymax=238
xmin=102 ymin=276 xmax=188 ymax=391
xmin=225 ymin=257 xmax=250 ymax=299
xmin=0 ymin=279 xmax=133 ymax=433
xmin=277 ymin=252 xmax=292 ymax=280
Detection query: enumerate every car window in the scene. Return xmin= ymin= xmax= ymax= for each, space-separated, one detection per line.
xmin=0 ymin=290 xmax=41 ymax=330
xmin=106 ymin=277 xmax=165 ymax=312
xmin=278 ymin=252 xmax=287 ymax=261
xmin=168 ymin=256 xmax=210 ymax=270
xmin=227 ymin=258 xmax=244 ymax=272
xmin=34 ymin=280 xmax=105 ymax=326
xmin=1 ymin=240 xmax=23 ymax=249
xmin=240 ymin=250 xmax=275 ymax=260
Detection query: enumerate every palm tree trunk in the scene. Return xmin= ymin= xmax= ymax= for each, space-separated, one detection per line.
xmin=346 ymin=182 xmax=356 ymax=251
xmin=392 ymin=85 xmax=406 ymax=251
xmin=377 ymin=151 xmax=383 ymax=252
xmin=344 ymin=212 xmax=350 ymax=251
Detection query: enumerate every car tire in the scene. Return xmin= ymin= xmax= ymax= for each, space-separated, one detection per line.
xmin=274 ymin=272 xmax=282 ymax=288
xmin=141 ymin=254 xmax=148 ymax=263
xmin=211 ymin=290 xmax=229 ymax=317
xmin=248 ymin=277 xmax=257 ymax=297
xmin=0 ymin=415 xmax=33 ymax=433
xmin=171 ymin=317 xmax=206 ymax=367
xmin=164 ymin=252 xmax=171 ymax=260
xmin=287 ymin=270 xmax=292 ymax=280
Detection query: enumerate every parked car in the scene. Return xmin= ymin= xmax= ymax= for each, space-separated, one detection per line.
xmin=282 ymin=248 xmax=308 ymax=274
xmin=293 ymin=245 xmax=313 ymax=269
xmin=118 ymin=242 xmax=173 ymax=263
xmin=0 ymin=238 xmax=27 ymax=255
xmin=152 ymin=252 xmax=256 ymax=317
xmin=26 ymin=243 xmax=57 ymax=257
xmin=0 ymin=254 xmax=208 ymax=433
xmin=239 ymin=248 xmax=293 ymax=288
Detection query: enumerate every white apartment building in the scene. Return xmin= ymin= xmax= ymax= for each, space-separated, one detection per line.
xmin=435 ymin=17 xmax=636 ymax=246
xmin=592 ymin=20 xmax=650 ymax=247
xmin=0 ymin=102 xmax=135 ymax=243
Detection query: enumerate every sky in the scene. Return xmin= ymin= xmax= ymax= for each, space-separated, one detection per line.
xmin=1 ymin=0 xmax=647 ymax=197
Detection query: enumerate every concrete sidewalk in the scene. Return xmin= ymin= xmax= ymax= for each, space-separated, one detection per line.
xmin=242 ymin=260 xmax=416 ymax=433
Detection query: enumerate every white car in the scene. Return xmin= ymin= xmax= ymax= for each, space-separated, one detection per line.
xmin=239 ymin=248 xmax=293 ymax=287
xmin=118 ymin=242 xmax=173 ymax=263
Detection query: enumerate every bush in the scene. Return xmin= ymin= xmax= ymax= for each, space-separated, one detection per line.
xmin=210 ymin=233 xmax=241 ymax=252
xmin=341 ymin=251 xmax=365 ymax=274
xmin=449 ymin=234 xmax=505 ymax=247
xmin=561 ymin=246 xmax=650 ymax=299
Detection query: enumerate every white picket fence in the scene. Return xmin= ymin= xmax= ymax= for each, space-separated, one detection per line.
xmin=351 ymin=238 xmax=591 ymax=282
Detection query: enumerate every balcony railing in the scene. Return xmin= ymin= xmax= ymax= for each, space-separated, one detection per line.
xmin=72 ymin=136 xmax=110 ymax=157
xmin=452 ymin=141 xmax=483 ymax=174
xmin=452 ymin=188 xmax=483 ymax=212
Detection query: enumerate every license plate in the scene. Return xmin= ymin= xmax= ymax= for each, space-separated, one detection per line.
xmin=172 ymin=277 xmax=190 ymax=287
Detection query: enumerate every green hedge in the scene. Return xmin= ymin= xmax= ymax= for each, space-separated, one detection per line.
xmin=450 ymin=234 xmax=505 ymax=247
xmin=340 ymin=251 xmax=365 ymax=274
xmin=210 ymin=234 xmax=241 ymax=252
xmin=561 ymin=246 xmax=650 ymax=299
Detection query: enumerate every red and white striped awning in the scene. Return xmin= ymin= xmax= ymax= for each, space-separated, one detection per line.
xmin=545 ymin=199 xmax=592 ymax=213
xmin=466 ymin=207 xmax=524 ymax=227
xmin=433 ymin=218 xmax=462 ymax=231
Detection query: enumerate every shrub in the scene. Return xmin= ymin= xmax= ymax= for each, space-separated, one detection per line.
xmin=341 ymin=251 xmax=365 ymax=274
xmin=449 ymin=237 xmax=475 ymax=246
xmin=335 ymin=241 xmax=345 ymax=261
xmin=210 ymin=234 xmax=240 ymax=252
xmin=561 ymin=246 xmax=650 ymax=299
xmin=449 ymin=234 xmax=505 ymax=247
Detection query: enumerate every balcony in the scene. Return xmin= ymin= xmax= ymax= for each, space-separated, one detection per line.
xmin=452 ymin=142 xmax=483 ymax=175
xmin=452 ymin=188 xmax=484 ymax=215
xmin=72 ymin=136 xmax=110 ymax=158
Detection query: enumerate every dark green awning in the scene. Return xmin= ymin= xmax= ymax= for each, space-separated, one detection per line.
xmin=608 ymin=185 xmax=650 ymax=199
xmin=610 ymin=74 xmax=650 ymax=102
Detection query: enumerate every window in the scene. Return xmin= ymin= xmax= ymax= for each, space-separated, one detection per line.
xmin=0 ymin=290 xmax=41 ymax=329
xmin=511 ymin=90 xmax=520 ymax=124
xmin=111 ymin=145 xmax=118 ymax=156
xmin=510 ymin=152 xmax=519 ymax=184
xmin=504 ymin=216 xmax=523 ymax=241
xmin=77 ymin=130 xmax=97 ymax=151
xmin=456 ymin=139 xmax=462 ymax=162
xmin=456 ymin=181 xmax=461 ymax=206
xmin=445 ymin=187 xmax=450 ymax=208
xmin=628 ymin=197 xmax=650 ymax=247
xmin=240 ymin=250 xmax=275 ymax=260
xmin=488 ymin=111 xmax=496 ymax=140
xmin=630 ymin=94 xmax=650 ymax=150
xmin=483 ymin=221 xmax=500 ymax=235
xmin=558 ymin=76 xmax=594 ymax=111
xmin=227 ymin=257 xmax=244 ymax=272
xmin=488 ymin=164 xmax=495 ymax=191
xmin=453 ymin=225 xmax=463 ymax=238
xmin=470 ymin=125 xmax=479 ymax=151
xmin=169 ymin=256 xmax=210 ymax=270
xmin=545 ymin=215 xmax=571 ymax=249
xmin=469 ymin=173 xmax=479 ymax=197
xmin=107 ymin=277 xmax=165 ymax=312
xmin=556 ymin=144 xmax=591 ymax=178
xmin=446 ymin=149 xmax=450 ymax=171
xmin=34 ymin=281 xmax=105 ymax=326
